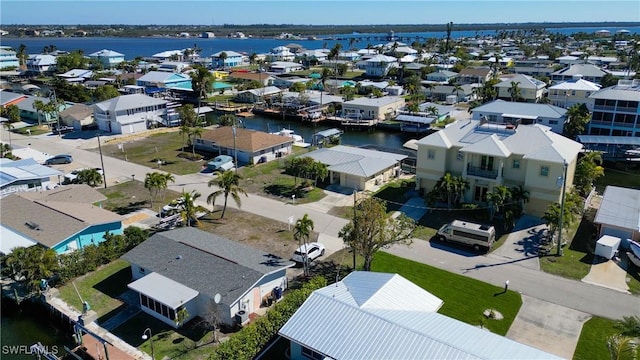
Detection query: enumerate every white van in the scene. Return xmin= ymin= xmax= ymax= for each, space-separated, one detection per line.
xmin=436 ymin=220 xmax=496 ymax=252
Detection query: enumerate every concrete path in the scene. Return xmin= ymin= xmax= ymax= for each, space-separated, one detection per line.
xmin=507 ymin=295 xmax=591 ymax=360
xmin=491 ymin=215 xmax=546 ymax=271
xmin=582 ymin=257 xmax=631 ymax=293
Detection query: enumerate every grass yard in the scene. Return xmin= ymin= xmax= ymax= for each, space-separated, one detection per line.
xmin=573 ymin=317 xmax=618 ymax=360
xmin=98 ymin=131 xmax=207 ymax=175
xmin=57 ymin=259 xmax=131 ymax=318
xmin=13 ymin=124 xmax=51 ymax=136
xmin=112 ymin=312 xmax=215 ymax=360
xmin=371 ymin=252 xmax=522 ymax=335
xmin=98 ymin=180 xmax=183 ymax=215
xmin=595 ymin=165 xmax=640 ymax=193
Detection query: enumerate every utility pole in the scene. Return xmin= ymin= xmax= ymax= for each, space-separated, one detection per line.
xmin=97 ymin=133 xmax=107 ymax=189
xmin=557 ymin=161 xmax=568 ymax=256
xmin=232 ymin=125 xmax=238 ymax=174
xmin=352 ymin=190 xmax=357 ymax=269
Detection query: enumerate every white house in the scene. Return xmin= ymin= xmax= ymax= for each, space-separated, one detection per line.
xmin=26 ymin=54 xmax=56 ymax=74
xmin=470 ymin=99 xmax=568 ymax=134
xmin=279 ymin=271 xmax=561 ymax=360
xmin=301 ymin=145 xmax=406 ymax=191
xmin=122 ymin=228 xmax=294 ymax=328
xmin=547 ymin=76 xmax=601 ymax=110
xmin=357 ymin=54 xmax=397 ymax=77
xmin=0 ymin=47 xmax=20 ymax=69
xmin=415 ymin=119 xmax=583 ymax=216
xmin=494 ymin=74 xmax=547 ymax=103
xmin=551 ymin=64 xmax=609 ymax=84
xmin=88 ymin=49 xmax=125 ymax=68
xmin=268 ymin=46 xmax=295 ymax=62
xmin=269 ymin=61 xmax=304 ymax=74
xmin=94 ymin=94 xmax=169 ymax=134
xmin=235 ymin=86 xmax=282 ymax=104
xmin=0 ymin=158 xmax=62 ymax=198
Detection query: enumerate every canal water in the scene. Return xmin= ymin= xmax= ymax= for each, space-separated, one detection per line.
xmin=1 ymin=299 xmax=75 ymax=360
xmin=239 ymin=114 xmax=419 ymax=150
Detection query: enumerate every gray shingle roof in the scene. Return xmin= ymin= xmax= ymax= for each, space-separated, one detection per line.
xmin=121 ymin=228 xmax=293 ymax=304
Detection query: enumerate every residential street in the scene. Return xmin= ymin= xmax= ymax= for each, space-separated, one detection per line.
xmin=5 ymin=131 xmax=639 ymax=321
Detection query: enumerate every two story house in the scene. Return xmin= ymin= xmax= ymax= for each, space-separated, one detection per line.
xmin=547 ymin=76 xmax=601 ymax=110
xmin=494 ymin=74 xmax=547 ymax=103
xmin=357 ymin=54 xmax=397 ymax=78
xmin=94 ymin=94 xmax=169 ymax=134
xmin=470 ymin=99 xmax=568 ymax=134
xmin=211 ymin=50 xmax=244 ymax=69
xmin=0 ymin=47 xmax=20 ymax=69
xmin=415 ymin=119 xmax=583 ymax=216
xmin=587 ymin=79 xmax=640 ymax=137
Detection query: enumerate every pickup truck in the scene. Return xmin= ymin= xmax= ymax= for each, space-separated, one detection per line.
xmin=52 ymin=125 xmax=74 ymax=135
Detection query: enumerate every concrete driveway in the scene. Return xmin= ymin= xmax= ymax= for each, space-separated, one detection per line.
xmin=490 ymin=215 xmax=547 ymax=271
xmin=507 ymin=295 xmax=591 ymax=360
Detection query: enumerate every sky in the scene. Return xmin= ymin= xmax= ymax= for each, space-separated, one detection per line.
xmin=2 ymin=0 xmax=639 ymax=26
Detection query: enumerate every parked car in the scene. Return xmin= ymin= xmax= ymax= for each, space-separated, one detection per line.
xmin=63 ymin=168 xmax=103 ymax=184
xmin=207 ymin=155 xmax=234 ymax=172
xmin=292 ymin=242 xmax=325 ymax=263
xmin=45 ymin=154 xmax=73 ymax=165
xmin=52 ymin=125 xmax=74 ymax=135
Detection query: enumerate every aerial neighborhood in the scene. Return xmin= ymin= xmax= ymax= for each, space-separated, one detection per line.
xmin=1 ymin=21 xmax=640 ymax=360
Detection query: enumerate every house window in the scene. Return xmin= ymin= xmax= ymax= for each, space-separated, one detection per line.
xmin=513 ymin=160 xmax=520 ymax=169
xmin=301 ymin=346 xmax=325 ymax=360
xmin=427 ymin=149 xmax=435 ymax=159
xmin=540 ymin=166 xmax=549 ymax=177
xmin=549 ymin=120 xmax=558 ymax=125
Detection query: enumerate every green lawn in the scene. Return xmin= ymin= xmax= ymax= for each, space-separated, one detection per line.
xmin=13 ymin=124 xmax=51 ymax=136
xmin=98 ymin=131 xmax=205 ymax=175
xmin=371 ymin=252 xmax=522 ymax=335
xmin=57 ymin=259 xmax=131 ymax=318
xmin=594 ymin=166 xmax=640 ymax=193
xmin=112 ymin=312 xmax=215 ymax=360
xmin=573 ymin=317 xmax=617 ymax=360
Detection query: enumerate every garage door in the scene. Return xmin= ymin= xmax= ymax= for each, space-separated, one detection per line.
xmin=343 ymin=175 xmax=361 ymax=191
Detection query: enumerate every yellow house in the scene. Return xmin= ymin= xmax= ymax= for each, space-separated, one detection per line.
xmin=415 ymin=119 xmax=583 ymax=216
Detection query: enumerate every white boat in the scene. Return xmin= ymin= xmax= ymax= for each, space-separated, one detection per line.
xmin=629 ymin=239 xmax=640 ymax=259
xmin=271 ymin=128 xmax=304 ymax=143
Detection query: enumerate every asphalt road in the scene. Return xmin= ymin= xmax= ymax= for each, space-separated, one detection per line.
xmin=6 ymin=130 xmax=639 ymax=320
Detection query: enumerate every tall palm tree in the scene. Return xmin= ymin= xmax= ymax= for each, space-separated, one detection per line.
xmin=451 ymin=83 xmax=464 ymax=103
xmin=16 ymin=44 xmax=27 ymax=67
xmin=508 ymin=81 xmax=522 ymax=102
xmin=509 ymin=185 xmax=530 ymax=216
xmin=179 ymin=124 xmax=190 ymax=152
xmin=435 ymin=173 xmax=457 ymax=209
xmin=2 ymin=122 xmax=14 ymax=148
xmin=32 ymin=100 xmax=45 ymax=126
xmin=189 ymin=127 xmax=203 ymax=158
xmin=160 ymin=173 xmax=175 ymax=202
xmin=294 ymin=214 xmax=315 ymax=276
xmin=219 ymin=51 xmax=228 ymax=70
xmin=190 ymin=65 xmax=213 ymax=120
xmin=178 ymin=190 xmax=206 ymax=227
xmin=207 ymin=170 xmax=247 ymax=219
xmin=452 ymin=176 xmax=469 ymax=207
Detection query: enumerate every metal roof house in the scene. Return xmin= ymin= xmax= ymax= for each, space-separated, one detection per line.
xmin=415 ymin=119 xmax=583 ymax=216
xmin=470 ymin=99 xmax=568 ymax=134
xmin=121 ymin=228 xmax=294 ymax=328
xmin=302 ymin=145 xmax=406 ymax=191
xmin=0 ymin=186 xmax=122 ymax=255
xmin=0 ymin=158 xmax=62 ymax=197
xmin=279 ymin=271 xmax=561 ymax=360
xmin=93 ymin=94 xmax=169 ymax=134
xmin=594 ymin=186 xmax=640 ymax=242
xmin=88 ymin=49 xmax=125 ymax=69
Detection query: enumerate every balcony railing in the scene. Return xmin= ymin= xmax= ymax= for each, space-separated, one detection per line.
xmin=467 ymin=164 xmax=498 ymax=179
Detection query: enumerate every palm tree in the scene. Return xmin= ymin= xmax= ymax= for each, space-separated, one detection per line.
xmin=207 ymin=170 xmax=247 ymax=219
xmin=189 ymin=127 xmax=203 ymax=158
xmin=190 ymin=65 xmax=213 ymax=120
xmin=508 ymin=81 xmax=522 ymax=102
xmin=76 ymin=168 xmax=104 ymax=187
xmin=294 ymin=214 xmax=315 ymax=276
xmin=452 ymin=176 xmax=469 ymax=207
xmin=2 ymin=122 xmax=14 ymax=148
xmin=160 ymin=173 xmax=175 ymax=202
xmin=178 ymin=190 xmax=206 ymax=227
xmin=144 ymin=172 xmax=164 ymax=209
xmin=451 ymin=83 xmax=464 ymax=103
xmin=607 ymin=335 xmax=639 ymax=360
xmin=509 ymin=185 xmax=530 ymax=216
xmin=486 ymin=186 xmax=511 ymax=220
xmin=179 ymin=124 xmax=190 ymax=152
xmin=435 ymin=173 xmax=457 ymax=209
xmin=16 ymin=44 xmax=27 ymax=67
xmin=219 ymin=51 xmax=228 ymax=70
xmin=32 ymin=100 xmax=46 ymax=126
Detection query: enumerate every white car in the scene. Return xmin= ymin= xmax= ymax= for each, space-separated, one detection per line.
xmin=292 ymin=242 xmax=325 ymax=263
xmin=63 ymin=168 xmax=103 ymax=184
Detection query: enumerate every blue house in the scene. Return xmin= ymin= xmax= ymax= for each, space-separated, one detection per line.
xmin=136 ymin=71 xmax=192 ymax=92
xmin=0 ymin=186 xmax=123 ymax=255
xmin=88 ymin=49 xmax=125 ymax=69
xmin=211 ymin=50 xmax=243 ymax=69
xmin=0 ymin=46 xmax=20 ymax=69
